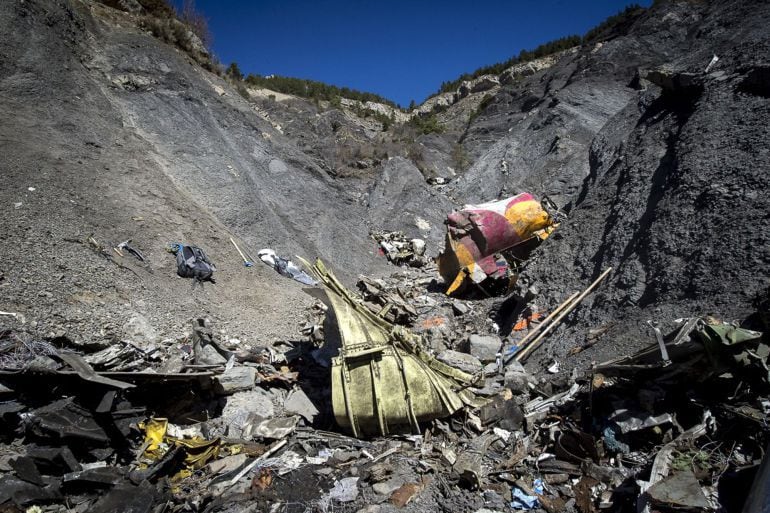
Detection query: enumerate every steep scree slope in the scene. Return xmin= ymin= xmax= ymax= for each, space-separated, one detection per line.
xmin=510 ymin=0 xmax=770 ymax=368
xmin=0 ymin=0 xmax=393 ymax=344
xmin=1 ymin=0 xmax=768 ymax=366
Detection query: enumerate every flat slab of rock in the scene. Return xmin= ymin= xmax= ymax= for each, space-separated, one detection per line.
xmin=468 ymin=334 xmax=501 ymax=363
xmin=504 ymin=361 xmax=532 ymax=395
xmin=213 ymin=367 xmax=256 ymax=395
xmin=437 ymin=350 xmax=483 ymax=374
xmin=284 ymin=388 xmax=320 ymax=423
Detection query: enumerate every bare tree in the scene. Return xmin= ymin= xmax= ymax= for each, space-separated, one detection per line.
xmin=179 ymin=0 xmax=211 ymax=49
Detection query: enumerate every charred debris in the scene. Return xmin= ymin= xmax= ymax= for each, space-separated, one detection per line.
xmin=1 ymin=194 xmax=768 ymax=513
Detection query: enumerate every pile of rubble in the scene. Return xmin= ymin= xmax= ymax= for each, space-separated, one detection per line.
xmin=1 ymin=256 xmax=768 ymax=513
xmin=371 ymin=231 xmax=428 ymax=268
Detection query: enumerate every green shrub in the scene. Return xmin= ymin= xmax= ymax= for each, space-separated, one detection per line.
xmin=434 ymin=34 xmax=581 ymax=96
xmin=104 ymin=0 xmax=213 ymax=69
xmin=178 ymin=0 xmax=211 ymax=49
xmin=409 ymin=114 xmax=445 ymax=135
xmin=431 ymin=4 xmax=646 ymax=99
xmin=236 ymin=84 xmax=250 ymax=99
xmin=469 ymin=94 xmax=494 ymax=123
xmin=225 ymin=62 xmax=244 ymax=81
xmin=582 ymin=4 xmax=645 ymax=43
xmin=244 ymin=74 xmax=401 ymax=109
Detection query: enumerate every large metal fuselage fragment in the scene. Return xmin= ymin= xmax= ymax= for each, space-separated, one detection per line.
xmin=302 ymin=259 xmax=481 ymax=438
xmin=438 ymin=193 xmax=554 ymax=296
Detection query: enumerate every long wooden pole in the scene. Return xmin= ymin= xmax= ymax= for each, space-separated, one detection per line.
xmin=504 ymin=291 xmax=579 ymax=365
xmin=516 ymin=267 xmax=612 ymax=362
xmin=230 ymin=237 xmax=251 ymax=265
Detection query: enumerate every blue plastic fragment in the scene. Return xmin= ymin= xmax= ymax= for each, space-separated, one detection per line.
xmin=603 ymin=426 xmax=630 ymax=454
xmin=533 ymin=478 xmax=544 ymax=495
xmin=511 ymin=486 xmax=539 ymax=510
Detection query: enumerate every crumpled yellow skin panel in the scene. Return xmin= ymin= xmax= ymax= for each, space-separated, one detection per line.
xmin=298 ymin=258 xmax=486 ymax=438
xmin=504 ymin=200 xmax=553 ymax=238
xmin=141 ymin=418 xmax=168 ymax=459
xmin=139 ymin=418 xmax=221 ymax=475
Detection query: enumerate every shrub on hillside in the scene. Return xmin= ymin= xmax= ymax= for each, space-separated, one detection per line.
xmin=432 ymin=3 xmax=646 ymax=98
xmin=244 ymin=74 xmax=401 ymax=110
xmin=225 ymin=62 xmax=244 ymax=81
xmin=100 ymin=0 xmax=214 ymax=71
xmin=409 ymin=114 xmax=445 ymax=135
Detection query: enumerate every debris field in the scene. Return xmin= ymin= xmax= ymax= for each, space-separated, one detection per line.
xmin=1 ymin=226 xmax=768 ymax=512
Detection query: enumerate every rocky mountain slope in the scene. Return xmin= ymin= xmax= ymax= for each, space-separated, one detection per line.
xmin=494 ymin=0 xmax=770 ymax=368
xmin=0 ymin=0 xmax=395 ymax=345
xmin=1 ymin=0 xmax=769 ymax=370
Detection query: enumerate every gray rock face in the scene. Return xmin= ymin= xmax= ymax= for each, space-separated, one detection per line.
xmin=458 ymin=75 xmax=500 ymax=99
xmin=1 ymin=0 xmax=768 ymax=381
xmin=366 ymin=157 xmax=454 ymax=250
xmin=511 ymin=0 xmax=770 ymax=366
xmin=372 ymin=477 xmax=405 ymax=496
xmin=213 ymin=367 xmax=256 ymax=395
xmin=467 ymin=335 xmax=501 ymax=363
xmin=0 ymin=0 xmax=392 ymax=346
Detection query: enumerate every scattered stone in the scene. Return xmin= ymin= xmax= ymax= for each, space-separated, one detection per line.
xmin=206 ymin=453 xmax=247 ymax=475
xmin=213 ymin=367 xmax=256 ymax=395
xmin=220 ymin=388 xmax=275 ymax=432
xmin=331 ymin=450 xmax=360 ymax=464
xmin=504 ymin=361 xmax=532 ymax=395
xmin=436 ymin=350 xmax=483 ymax=375
xmin=468 ymin=334 xmax=501 ymax=363
xmin=356 ymin=506 xmax=383 ymax=513
xmin=452 ymin=300 xmax=470 ymax=316
xmin=410 ymin=239 xmax=426 ymax=256
xmin=124 ymin=314 xmax=159 ymax=345
xmin=283 ymin=388 xmax=320 ymax=423
xmin=481 ymin=490 xmax=507 ymax=512
xmin=414 ymin=217 xmax=431 ymax=231
xmin=372 ymin=477 xmax=405 ymax=496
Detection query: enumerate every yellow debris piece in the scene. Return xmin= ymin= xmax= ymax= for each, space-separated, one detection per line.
xmin=140 ymin=417 xmax=169 ymax=460
xmin=299 ymin=258 xmax=486 ymax=438
xmin=139 ymin=418 xmax=222 ymax=476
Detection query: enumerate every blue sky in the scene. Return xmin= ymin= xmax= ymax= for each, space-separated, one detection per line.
xmin=178 ymin=0 xmax=650 ymax=107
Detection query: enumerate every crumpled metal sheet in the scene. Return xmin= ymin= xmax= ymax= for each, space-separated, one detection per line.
xmin=301 ymin=258 xmax=484 ymax=438
xmin=24 ymin=398 xmax=112 ymax=445
xmin=646 ymin=470 xmax=711 ymax=510
xmin=437 ymin=193 xmax=555 ymax=296
xmin=609 ymin=409 xmax=674 ymax=434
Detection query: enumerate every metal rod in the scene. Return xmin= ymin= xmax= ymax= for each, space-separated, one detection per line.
xmin=504 ymin=291 xmax=579 ymax=365
xmin=516 ymin=267 xmax=612 ymax=362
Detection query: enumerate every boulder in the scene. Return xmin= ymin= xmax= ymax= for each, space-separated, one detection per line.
xmin=284 ymin=388 xmax=320 ymax=423
xmin=436 ymin=350 xmax=483 ymax=374
xmin=504 ymin=361 xmax=532 ymax=395
xmin=468 ymin=334 xmax=501 ymax=363
xmin=218 ymin=388 xmax=276 ymax=437
xmin=213 ymin=367 xmax=256 ymax=395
